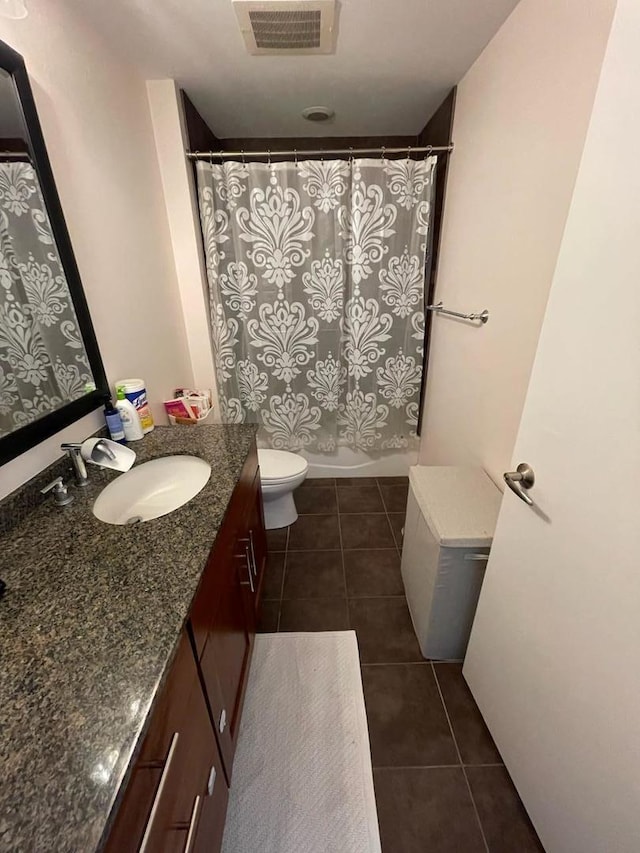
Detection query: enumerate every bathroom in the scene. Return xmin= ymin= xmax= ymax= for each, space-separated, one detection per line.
xmin=0 ymin=0 xmax=638 ymax=851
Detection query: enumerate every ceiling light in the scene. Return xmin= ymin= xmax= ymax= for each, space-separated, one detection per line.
xmin=302 ymin=106 xmax=334 ymax=122
xmin=0 ymin=0 xmax=28 ymax=19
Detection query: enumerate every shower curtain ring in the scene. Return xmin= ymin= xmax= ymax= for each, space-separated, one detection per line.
xmin=268 ymin=149 xmax=271 ymax=166
xmin=241 ymin=149 xmax=245 ymax=164
xmin=381 ymin=145 xmax=386 ymax=161
xmin=349 ymin=147 xmax=354 ymax=163
xmin=407 ymin=145 xmax=411 ymax=160
xmin=294 ymin=149 xmax=298 ymax=166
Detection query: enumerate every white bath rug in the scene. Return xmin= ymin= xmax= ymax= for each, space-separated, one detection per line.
xmin=221 ymin=631 xmax=382 ymax=853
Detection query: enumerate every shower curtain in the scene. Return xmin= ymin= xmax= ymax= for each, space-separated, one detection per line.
xmin=196 ymin=156 xmax=435 ymax=453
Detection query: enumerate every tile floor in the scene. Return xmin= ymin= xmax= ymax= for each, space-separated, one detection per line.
xmin=258 ymin=476 xmax=544 ymax=853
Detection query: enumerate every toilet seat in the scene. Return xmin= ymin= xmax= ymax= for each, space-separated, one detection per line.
xmin=258 ymin=449 xmax=308 ymax=484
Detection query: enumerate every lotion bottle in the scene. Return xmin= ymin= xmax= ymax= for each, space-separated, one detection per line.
xmin=115 ymin=386 xmax=145 ymax=441
xmin=104 ymin=397 xmax=126 ymax=444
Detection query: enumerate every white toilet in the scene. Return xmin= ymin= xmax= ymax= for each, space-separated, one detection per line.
xmin=257 ymin=449 xmax=308 ymax=529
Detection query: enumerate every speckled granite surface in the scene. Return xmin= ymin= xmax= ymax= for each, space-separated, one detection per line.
xmin=0 ymin=424 xmax=257 ymax=853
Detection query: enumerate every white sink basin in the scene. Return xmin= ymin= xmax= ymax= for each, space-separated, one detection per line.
xmin=93 ymin=455 xmax=211 ymax=525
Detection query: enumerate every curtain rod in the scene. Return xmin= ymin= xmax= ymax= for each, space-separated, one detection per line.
xmin=186 ymin=143 xmax=453 ymax=161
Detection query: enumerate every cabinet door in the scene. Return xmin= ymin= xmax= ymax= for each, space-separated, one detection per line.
xmin=200 ymin=533 xmax=252 ymax=770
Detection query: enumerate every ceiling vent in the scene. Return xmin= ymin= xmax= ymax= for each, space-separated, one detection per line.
xmin=233 ymin=0 xmax=336 ymax=55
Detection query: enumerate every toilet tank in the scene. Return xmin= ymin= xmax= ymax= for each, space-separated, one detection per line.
xmin=401 ymin=466 xmax=501 ymax=660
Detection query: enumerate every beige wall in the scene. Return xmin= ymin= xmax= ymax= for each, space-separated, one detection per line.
xmin=419 ymin=0 xmax=616 ymax=486
xmin=146 ymin=80 xmax=220 ymax=419
xmin=0 ymin=4 xmax=192 ymax=498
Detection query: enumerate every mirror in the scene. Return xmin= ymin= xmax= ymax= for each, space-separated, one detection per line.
xmin=0 ymin=39 xmax=107 ymax=465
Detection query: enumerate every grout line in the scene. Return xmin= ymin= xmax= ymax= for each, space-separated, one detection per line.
xmin=335 ymin=480 xmax=349 ymax=629
xmin=372 ymin=763 xmax=506 ymax=771
xmin=337 ymin=511 xmax=389 ymax=515
xmin=431 ymin=661 xmax=490 ymax=853
xmin=280 ymin=596 xmax=348 ymax=602
xmin=363 ymin=659 xmax=432 ymax=665
xmin=276 ymin=547 xmax=341 ymax=553
xmin=288 ymin=545 xmax=403 ymax=552
xmin=275 ymin=525 xmax=291 ymax=632
xmin=346 ymin=594 xmax=409 ymax=600
xmin=372 ymin=763 xmax=459 ymax=770
xmin=375 ymin=478 xmax=402 ymax=558
xmin=275 ymin=594 xmax=408 ymax=603
xmin=360 ymin=660 xmax=431 ymax=666
xmin=277 ymin=550 xmax=287 ymax=603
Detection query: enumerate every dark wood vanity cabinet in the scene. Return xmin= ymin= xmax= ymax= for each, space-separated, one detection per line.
xmin=105 ymin=444 xmax=265 ymax=851
xmin=190 ymin=446 xmax=266 ymax=775
xmin=104 ymin=630 xmax=227 ymax=853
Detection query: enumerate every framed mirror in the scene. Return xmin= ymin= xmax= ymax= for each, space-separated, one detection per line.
xmin=0 ymin=39 xmax=108 ymax=466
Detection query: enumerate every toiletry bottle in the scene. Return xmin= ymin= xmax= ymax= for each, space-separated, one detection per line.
xmin=115 ymin=378 xmax=154 ymax=433
xmin=115 ymin=387 xmax=144 ymax=441
xmin=104 ymin=397 xmax=127 ymax=444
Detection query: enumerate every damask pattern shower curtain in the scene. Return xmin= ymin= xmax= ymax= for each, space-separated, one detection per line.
xmin=196 ymin=156 xmax=435 ymax=453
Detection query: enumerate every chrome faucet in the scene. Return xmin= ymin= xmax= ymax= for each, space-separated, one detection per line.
xmin=61 ymin=439 xmax=117 ymax=486
xmin=92 ymin=439 xmax=117 ymax=462
xmin=60 ymin=443 xmax=88 ymax=486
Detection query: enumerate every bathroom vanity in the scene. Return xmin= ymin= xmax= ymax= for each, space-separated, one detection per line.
xmin=0 ymin=425 xmax=266 ymax=852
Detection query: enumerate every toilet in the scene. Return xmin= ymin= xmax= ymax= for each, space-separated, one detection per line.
xmin=257 ymin=449 xmax=308 ymax=529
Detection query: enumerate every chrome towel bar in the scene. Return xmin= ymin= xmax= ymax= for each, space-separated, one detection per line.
xmin=426 ymin=301 xmax=489 ymax=324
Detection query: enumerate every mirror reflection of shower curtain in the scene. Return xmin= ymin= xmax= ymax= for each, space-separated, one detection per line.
xmin=0 ymin=162 xmax=93 ymax=437
xmin=196 ymin=156 xmax=436 ymax=453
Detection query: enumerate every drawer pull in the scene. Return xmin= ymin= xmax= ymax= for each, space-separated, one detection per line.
xmin=248 ymin=529 xmax=257 ymax=577
xmin=184 ymin=795 xmax=203 ymax=853
xmin=207 ymin=765 xmax=217 ymax=796
xmin=239 ymin=546 xmax=255 ymax=592
xmin=219 ymin=708 xmax=227 ymax=734
xmin=139 ymin=732 xmax=179 ymax=853
xmin=239 ymin=533 xmax=257 ymax=577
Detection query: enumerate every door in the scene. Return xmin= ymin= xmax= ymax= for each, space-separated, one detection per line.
xmin=464 ymin=4 xmax=640 ymax=851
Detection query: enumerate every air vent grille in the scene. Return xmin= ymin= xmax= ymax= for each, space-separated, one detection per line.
xmin=234 ymin=0 xmax=336 ymax=55
xmin=249 ymin=10 xmax=321 ymax=49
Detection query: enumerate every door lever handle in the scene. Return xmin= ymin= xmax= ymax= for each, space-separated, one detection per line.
xmin=504 ymin=463 xmax=535 ymax=506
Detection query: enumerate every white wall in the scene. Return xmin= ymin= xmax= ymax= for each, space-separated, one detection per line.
xmin=419 ymin=0 xmax=616 ymax=486
xmin=0 ymin=4 xmax=193 ymax=499
xmin=146 ymin=80 xmax=220 ymax=419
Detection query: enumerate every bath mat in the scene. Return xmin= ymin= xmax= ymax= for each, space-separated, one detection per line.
xmin=221 ymin=631 xmax=381 ymax=853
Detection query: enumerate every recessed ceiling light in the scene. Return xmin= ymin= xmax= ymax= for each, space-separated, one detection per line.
xmin=0 ymin=0 xmax=28 ymax=19
xmin=302 ymin=106 xmax=335 ymax=122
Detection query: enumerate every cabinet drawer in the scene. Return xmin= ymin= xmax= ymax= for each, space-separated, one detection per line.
xmin=139 ymin=682 xmax=223 ymax=848
xmin=138 ymin=631 xmax=199 ymax=765
xmin=103 ymin=766 xmax=162 ymax=851
xmin=104 ymin=629 xmax=228 ymax=853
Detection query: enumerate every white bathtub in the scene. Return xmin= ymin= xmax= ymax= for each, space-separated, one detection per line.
xmin=302 ymin=447 xmax=418 ymax=478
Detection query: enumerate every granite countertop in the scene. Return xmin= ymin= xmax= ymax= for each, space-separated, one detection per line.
xmin=0 ymin=424 xmax=258 ymax=853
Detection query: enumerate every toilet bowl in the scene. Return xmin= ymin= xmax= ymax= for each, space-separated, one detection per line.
xmin=258 ymin=449 xmax=308 ymax=529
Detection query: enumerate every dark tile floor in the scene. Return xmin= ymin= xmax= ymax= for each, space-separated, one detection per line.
xmin=258 ymin=476 xmax=544 ymax=853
